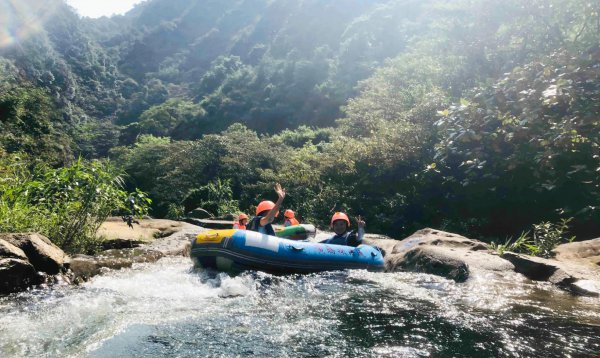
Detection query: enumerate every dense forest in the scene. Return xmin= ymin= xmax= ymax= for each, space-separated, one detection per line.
xmin=1 ymin=0 xmax=599 ymax=251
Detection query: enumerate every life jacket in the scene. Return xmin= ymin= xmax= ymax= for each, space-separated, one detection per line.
xmin=284 ymin=218 xmax=300 ymax=227
xmin=233 ymin=222 xmax=246 ymax=230
xmin=320 ymin=230 xmax=361 ymax=247
xmin=246 ymin=215 xmax=275 ymax=236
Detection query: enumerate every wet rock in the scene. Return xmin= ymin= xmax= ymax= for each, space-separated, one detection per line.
xmin=366 ymin=228 xmax=514 ymax=282
xmin=69 ymin=255 xmax=101 ymax=281
xmin=0 ymin=239 xmax=28 ymax=260
xmin=143 ymin=224 xmax=202 ymax=257
xmin=0 ymin=258 xmax=42 ymax=293
xmin=69 ymin=248 xmax=165 ymax=282
xmin=0 ymin=233 xmax=65 ymax=274
xmin=101 ymin=238 xmax=144 ymax=250
xmin=99 ymin=248 xmax=165 ymax=264
xmin=393 ymin=246 xmax=470 ymax=282
xmin=144 ymin=233 xmax=194 ymax=256
xmin=502 ymin=252 xmax=600 ymax=297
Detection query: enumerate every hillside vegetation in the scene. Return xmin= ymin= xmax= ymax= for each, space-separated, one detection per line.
xmin=1 ymin=0 xmax=598 ymax=246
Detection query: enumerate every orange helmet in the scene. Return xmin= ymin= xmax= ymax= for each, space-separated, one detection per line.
xmin=238 ymin=213 xmax=248 ymax=220
xmin=256 ymin=200 xmax=276 ymax=215
xmin=330 ymin=212 xmax=350 ymax=227
xmin=284 ymin=209 xmax=295 ymax=219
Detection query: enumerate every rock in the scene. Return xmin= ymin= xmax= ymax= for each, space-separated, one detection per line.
xmin=69 ymin=255 xmax=101 ymax=281
xmin=144 ymin=231 xmax=196 ymax=256
xmin=186 ymin=208 xmax=213 ymax=219
xmin=553 ymin=238 xmax=600 ymax=268
xmin=0 ymin=258 xmax=42 ymax=293
xmin=0 ymin=239 xmax=28 ymax=260
xmin=101 ymin=238 xmax=144 ymax=250
xmin=0 ymin=233 xmax=65 ymax=274
xmin=392 ymin=246 xmax=470 ymax=282
xmin=98 ymin=248 xmax=164 ymax=264
xmin=183 ymin=218 xmax=233 ymax=229
xmin=214 ymin=213 xmax=235 ymax=221
xmin=365 ymin=228 xmax=514 ymax=282
xmin=69 ymin=248 xmax=165 ymax=282
xmin=98 ymin=217 xmax=196 ymax=243
xmin=502 ymin=252 xmax=600 ymax=297
xmin=68 ymin=219 xmax=200 ymax=282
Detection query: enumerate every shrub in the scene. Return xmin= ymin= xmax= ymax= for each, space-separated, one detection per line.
xmin=0 ymin=154 xmax=150 ymax=253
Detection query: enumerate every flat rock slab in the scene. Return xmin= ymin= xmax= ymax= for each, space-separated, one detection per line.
xmin=98 ymin=218 xmax=195 ymax=243
xmin=553 ymin=237 xmax=600 ymax=268
xmin=143 ymin=226 xmax=202 ymax=256
xmin=502 ymin=252 xmax=600 ymax=297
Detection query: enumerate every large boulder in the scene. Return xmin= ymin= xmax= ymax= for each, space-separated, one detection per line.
xmin=0 ymin=258 xmax=41 ymax=293
xmin=365 ymin=228 xmax=514 ymax=282
xmin=0 ymin=233 xmax=65 ymax=274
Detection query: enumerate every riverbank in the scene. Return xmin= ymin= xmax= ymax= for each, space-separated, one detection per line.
xmin=2 ymin=218 xmax=600 ymax=297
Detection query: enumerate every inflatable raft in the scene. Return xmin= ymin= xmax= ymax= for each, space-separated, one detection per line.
xmin=191 ymin=229 xmax=385 ymax=274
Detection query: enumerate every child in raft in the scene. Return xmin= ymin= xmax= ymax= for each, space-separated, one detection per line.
xmin=233 ymin=213 xmax=248 ymax=230
xmin=283 ymin=209 xmax=300 ymax=226
xmin=319 ymin=212 xmax=365 ymax=247
xmin=246 ymin=183 xmax=286 ymax=236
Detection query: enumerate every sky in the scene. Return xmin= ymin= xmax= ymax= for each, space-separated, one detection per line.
xmin=65 ymin=0 xmax=147 ymax=18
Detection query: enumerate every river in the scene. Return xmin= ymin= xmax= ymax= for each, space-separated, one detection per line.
xmin=1 ymin=256 xmax=600 ymax=357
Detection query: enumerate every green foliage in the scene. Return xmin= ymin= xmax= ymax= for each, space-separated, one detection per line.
xmin=489 ymin=232 xmax=530 ymax=256
xmin=138 ymin=98 xmax=206 ymax=139
xmin=0 ymin=153 xmax=149 ymax=254
xmin=2 ymin=0 xmax=600 ymax=243
xmin=183 ymin=179 xmax=239 ymax=217
xmin=530 ymin=218 xmax=576 ymax=258
xmin=490 ymin=218 xmax=575 ymax=258
xmin=0 ymin=81 xmax=74 ymax=165
xmin=434 ymin=50 xmax=600 ymax=237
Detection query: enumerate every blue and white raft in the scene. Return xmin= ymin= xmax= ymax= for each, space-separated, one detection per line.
xmin=191 ymin=229 xmax=385 ymax=274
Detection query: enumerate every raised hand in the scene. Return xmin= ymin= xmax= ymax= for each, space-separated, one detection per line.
xmin=274 ymin=183 xmax=286 ymax=200
xmin=356 ymin=215 xmax=366 ymax=229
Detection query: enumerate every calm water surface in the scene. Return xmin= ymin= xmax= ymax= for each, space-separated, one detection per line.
xmin=1 ymin=256 xmax=599 ymax=357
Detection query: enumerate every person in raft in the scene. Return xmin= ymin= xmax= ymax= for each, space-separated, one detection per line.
xmin=246 ymin=183 xmax=286 ymax=236
xmin=233 ymin=213 xmax=248 ymax=230
xmin=319 ymin=212 xmax=365 ymax=247
xmin=283 ymin=209 xmax=300 ymax=227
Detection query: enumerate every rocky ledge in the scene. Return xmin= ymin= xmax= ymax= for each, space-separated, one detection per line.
xmin=2 ymin=222 xmax=599 ymax=297
xmin=0 ymin=219 xmax=202 ymax=294
xmin=365 ymin=228 xmax=600 ymax=297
